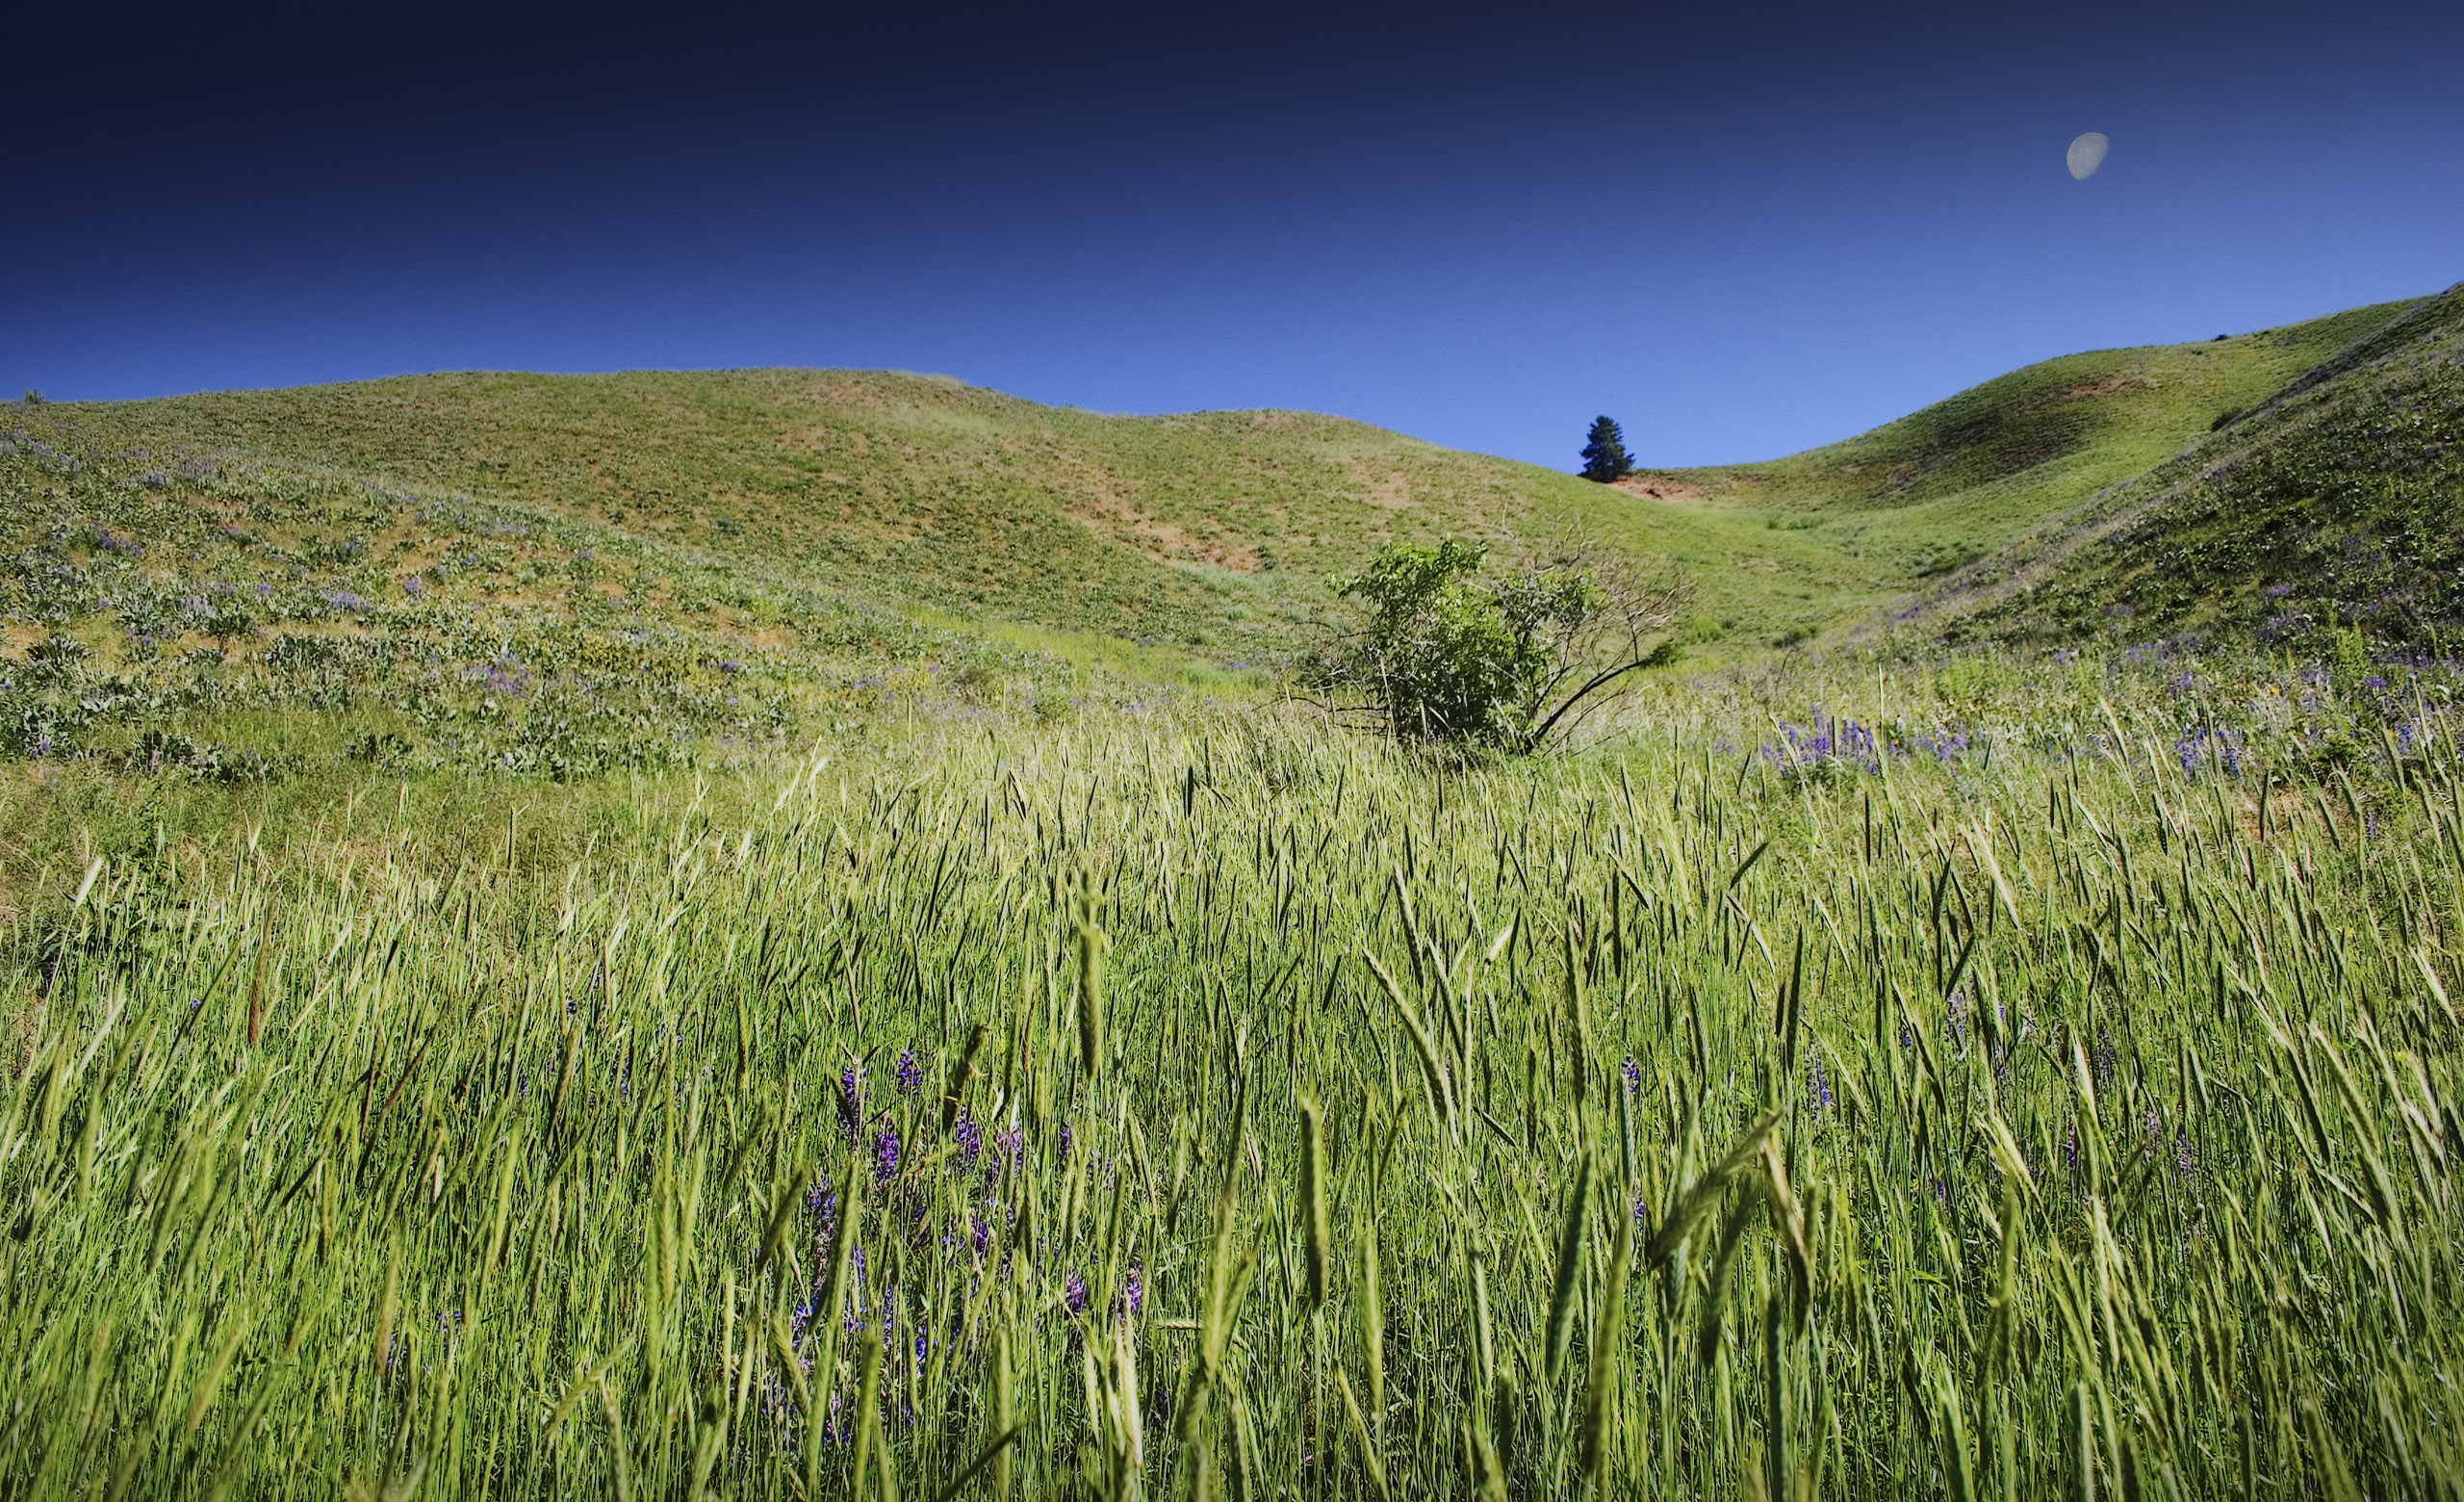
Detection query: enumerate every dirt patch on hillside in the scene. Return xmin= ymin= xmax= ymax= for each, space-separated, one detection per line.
xmin=2060 ymin=373 xmax=2153 ymax=401
xmin=1607 ymin=474 xmax=1708 ymax=502
xmin=1079 ymin=492 xmax=1265 ymax=573
xmin=1349 ymin=463 xmax=1415 ymax=510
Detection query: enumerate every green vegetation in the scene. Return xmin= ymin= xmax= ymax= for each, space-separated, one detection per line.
xmin=1299 ymin=538 xmax=1686 ymax=751
xmin=5 ymin=285 xmax=2464 ymax=1497
xmin=1909 ymin=284 xmax=2464 ymax=652
xmin=6 ymin=650 xmax=2464 ymax=1497
xmin=1579 ymin=416 xmax=1634 ymax=484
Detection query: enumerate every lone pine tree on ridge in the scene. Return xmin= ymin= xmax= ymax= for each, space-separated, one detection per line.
xmin=1579 ymin=415 xmax=1634 ymax=482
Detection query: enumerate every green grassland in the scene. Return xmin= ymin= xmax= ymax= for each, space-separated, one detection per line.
xmin=7 ymin=288 xmax=2464 ymax=1498
xmin=1617 ymin=297 xmax=2421 ymax=648
xmin=1900 ymin=283 xmax=2464 ymax=651
xmin=6 ymin=652 xmax=2464 ymax=1498
xmin=5 ymin=372 xmax=1581 ymax=662
xmin=0 ymin=288 xmax=2430 ymax=806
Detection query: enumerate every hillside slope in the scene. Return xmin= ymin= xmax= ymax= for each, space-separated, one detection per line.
xmin=1896 ymin=282 xmax=2464 ymax=651
xmin=1 ymin=288 xmax=2447 ymax=780
xmin=1604 ymin=297 xmax=2417 ymax=645
xmin=11 ymin=371 xmax=1586 ymax=659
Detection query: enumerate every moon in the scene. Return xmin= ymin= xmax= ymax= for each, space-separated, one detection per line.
xmin=2067 ymin=132 xmax=2110 ymax=181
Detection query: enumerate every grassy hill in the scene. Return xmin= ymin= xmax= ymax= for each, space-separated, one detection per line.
xmin=1600 ymin=296 xmax=2420 ymax=647
xmin=1894 ymin=282 xmax=2464 ymax=652
xmin=1 ymin=376 xmax=1595 ymax=777
xmin=0 ymin=287 xmax=2447 ymax=780
xmin=5 ymin=371 xmax=1586 ymax=663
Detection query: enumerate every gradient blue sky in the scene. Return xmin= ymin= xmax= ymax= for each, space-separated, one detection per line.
xmin=8 ymin=0 xmax=2460 ymax=469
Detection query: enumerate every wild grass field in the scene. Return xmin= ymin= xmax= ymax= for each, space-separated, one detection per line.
xmin=6 ymin=643 xmax=2464 ymax=1499
xmin=4 ymin=283 xmax=2463 ymax=1499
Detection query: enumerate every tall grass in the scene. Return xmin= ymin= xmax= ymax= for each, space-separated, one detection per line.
xmin=4 ymin=660 xmax=2462 ymax=1498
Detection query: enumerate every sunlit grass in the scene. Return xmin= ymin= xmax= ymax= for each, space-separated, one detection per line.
xmin=4 ymin=648 xmax=2461 ymax=1497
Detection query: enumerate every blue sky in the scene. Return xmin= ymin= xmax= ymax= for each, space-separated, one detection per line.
xmin=7 ymin=0 xmax=2459 ymax=469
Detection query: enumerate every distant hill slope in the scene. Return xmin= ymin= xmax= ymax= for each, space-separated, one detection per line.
xmin=8 ymin=371 xmax=1587 ymax=659
xmin=4 ymin=297 xmax=2404 ymax=673
xmin=1 ymin=288 xmax=2448 ymax=777
xmin=1604 ymin=297 xmax=2418 ymax=646
xmin=1895 ymin=283 xmax=2464 ymax=651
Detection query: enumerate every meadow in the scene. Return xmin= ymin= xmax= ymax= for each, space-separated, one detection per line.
xmin=5 ymin=643 xmax=2462 ymax=1499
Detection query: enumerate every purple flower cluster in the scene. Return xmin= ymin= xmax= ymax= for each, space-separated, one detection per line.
xmin=2173 ymin=724 xmax=2246 ymax=778
xmin=895 ymin=1047 xmax=923 ymax=1096
xmin=836 ymin=1064 xmax=867 ymax=1143
xmin=1764 ymin=710 xmax=1884 ymax=776
xmin=1761 ymin=707 xmax=1983 ymax=778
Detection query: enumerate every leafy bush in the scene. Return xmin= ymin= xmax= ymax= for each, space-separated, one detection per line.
xmin=1299 ymin=537 xmax=1685 ymax=752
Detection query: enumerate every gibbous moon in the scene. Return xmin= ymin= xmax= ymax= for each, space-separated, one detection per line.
xmin=2067 ymin=132 xmax=2110 ymax=181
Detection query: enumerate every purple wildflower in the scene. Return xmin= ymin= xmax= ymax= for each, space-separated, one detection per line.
xmin=896 ymin=1047 xmax=923 ymax=1097
xmin=1621 ymin=1055 xmax=1640 ymax=1094
xmin=1065 ymin=1271 xmax=1089 ymax=1317
xmin=836 ymin=1064 xmax=866 ymax=1143
xmin=953 ymin=1108 xmax=982 ymax=1169
xmin=1805 ymin=1049 xmax=1833 ymax=1115
xmin=874 ymin=1120 xmax=901 ymax=1183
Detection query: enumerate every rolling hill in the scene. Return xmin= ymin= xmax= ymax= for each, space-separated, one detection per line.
xmin=1 ymin=285 xmax=2450 ymax=777
xmin=1894 ymin=282 xmax=2464 ymax=652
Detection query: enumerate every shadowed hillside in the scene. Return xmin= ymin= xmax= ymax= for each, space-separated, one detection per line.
xmin=1897 ymin=283 xmax=2464 ymax=651
xmin=1605 ymin=297 xmax=2418 ymax=646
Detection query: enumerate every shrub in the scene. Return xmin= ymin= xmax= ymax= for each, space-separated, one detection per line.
xmin=1299 ymin=537 xmax=1686 ymax=753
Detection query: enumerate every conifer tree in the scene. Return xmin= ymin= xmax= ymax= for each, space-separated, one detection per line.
xmin=1578 ymin=416 xmax=1634 ymax=482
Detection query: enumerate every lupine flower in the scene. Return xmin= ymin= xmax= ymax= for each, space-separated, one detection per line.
xmin=895 ymin=1047 xmax=923 ymax=1096
xmin=1621 ymin=1056 xmax=1640 ymax=1094
xmin=1059 ymin=1121 xmax=1074 ymax=1162
xmin=953 ymin=1108 xmax=982 ymax=1169
xmin=874 ymin=1120 xmax=901 ymax=1183
xmin=988 ymin=1122 xmax=1024 ymax=1194
xmin=2174 ymin=1130 xmax=2197 ymax=1182
xmin=1805 ymin=1049 xmax=1833 ymax=1115
xmin=1122 ymin=1258 xmax=1144 ymax=1316
xmin=837 ymin=1065 xmax=866 ymax=1142
xmin=1065 ymin=1271 xmax=1089 ymax=1317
